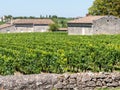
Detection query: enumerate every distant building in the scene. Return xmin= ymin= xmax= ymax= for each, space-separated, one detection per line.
xmin=57 ymin=28 xmax=68 ymax=32
xmin=68 ymin=16 xmax=120 ymax=35
xmin=0 ymin=18 xmax=2 ymax=22
xmin=0 ymin=19 xmax=54 ymax=33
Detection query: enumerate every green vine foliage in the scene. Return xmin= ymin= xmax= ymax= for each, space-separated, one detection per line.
xmin=0 ymin=33 xmax=120 ymax=75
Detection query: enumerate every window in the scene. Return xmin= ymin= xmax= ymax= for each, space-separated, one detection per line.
xmin=6 ymin=30 xmax=10 ymax=33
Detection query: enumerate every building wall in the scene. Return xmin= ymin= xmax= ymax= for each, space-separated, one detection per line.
xmin=68 ymin=23 xmax=93 ymax=35
xmin=0 ymin=26 xmax=15 ymax=33
xmin=93 ymin=16 xmax=120 ymax=34
xmin=0 ymin=24 xmax=50 ymax=33
xmin=15 ymin=24 xmax=34 ymax=33
xmin=68 ymin=16 xmax=120 ymax=35
xmin=34 ymin=24 xmax=49 ymax=32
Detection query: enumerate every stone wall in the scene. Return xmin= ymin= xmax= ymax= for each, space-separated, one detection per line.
xmin=34 ymin=24 xmax=49 ymax=32
xmin=0 ymin=72 xmax=120 ymax=90
xmin=15 ymin=24 xmax=34 ymax=33
xmin=68 ymin=27 xmax=93 ymax=35
xmin=93 ymin=16 xmax=120 ymax=35
xmin=68 ymin=16 xmax=120 ymax=35
xmin=0 ymin=24 xmax=49 ymax=33
xmin=0 ymin=26 xmax=15 ymax=33
xmin=68 ymin=23 xmax=93 ymax=35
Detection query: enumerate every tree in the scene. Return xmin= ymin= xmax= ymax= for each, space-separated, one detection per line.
xmin=4 ymin=15 xmax=12 ymax=19
xmin=52 ymin=15 xmax=58 ymax=19
xmin=29 ymin=16 xmax=35 ymax=19
xmin=88 ymin=0 xmax=120 ymax=17
xmin=60 ymin=20 xmax=67 ymax=28
xmin=49 ymin=24 xmax=59 ymax=32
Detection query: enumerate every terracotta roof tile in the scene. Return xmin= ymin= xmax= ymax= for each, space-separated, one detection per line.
xmin=13 ymin=19 xmax=54 ymax=24
xmin=0 ymin=24 xmax=13 ymax=29
xmin=68 ymin=16 xmax=105 ymax=24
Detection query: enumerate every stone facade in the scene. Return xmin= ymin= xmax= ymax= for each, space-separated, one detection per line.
xmin=93 ymin=16 xmax=120 ymax=34
xmin=0 ymin=72 xmax=120 ymax=90
xmin=68 ymin=16 xmax=120 ymax=35
xmin=34 ymin=24 xmax=49 ymax=32
xmin=0 ymin=26 xmax=15 ymax=33
xmin=68 ymin=23 xmax=93 ymax=35
xmin=0 ymin=19 xmax=53 ymax=33
xmin=0 ymin=24 xmax=50 ymax=33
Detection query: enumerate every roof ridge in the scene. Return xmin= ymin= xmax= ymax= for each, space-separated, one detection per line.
xmin=68 ymin=16 xmax=105 ymax=24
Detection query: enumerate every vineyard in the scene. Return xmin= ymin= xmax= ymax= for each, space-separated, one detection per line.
xmin=0 ymin=32 xmax=120 ymax=75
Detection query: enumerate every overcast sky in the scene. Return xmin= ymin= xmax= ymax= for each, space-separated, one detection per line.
xmin=0 ymin=0 xmax=94 ymax=17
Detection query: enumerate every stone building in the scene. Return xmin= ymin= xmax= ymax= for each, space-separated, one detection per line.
xmin=0 ymin=19 xmax=54 ymax=33
xmin=68 ymin=16 xmax=120 ymax=35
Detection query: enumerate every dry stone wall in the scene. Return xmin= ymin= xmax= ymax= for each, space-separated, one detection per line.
xmin=0 ymin=72 xmax=120 ymax=90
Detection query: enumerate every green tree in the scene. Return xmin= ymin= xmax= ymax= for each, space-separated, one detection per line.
xmin=49 ymin=24 xmax=59 ymax=31
xmin=60 ymin=20 xmax=67 ymax=28
xmin=88 ymin=0 xmax=120 ymax=17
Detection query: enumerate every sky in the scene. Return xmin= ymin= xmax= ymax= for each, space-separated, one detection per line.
xmin=0 ymin=0 xmax=94 ymax=18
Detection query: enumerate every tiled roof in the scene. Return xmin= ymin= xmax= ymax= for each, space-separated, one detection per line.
xmin=0 ymin=19 xmax=54 ymax=29
xmin=13 ymin=19 xmax=54 ymax=24
xmin=68 ymin=16 xmax=105 ymax=24
xmin=0 ymin=24 xmax=13 ymax=29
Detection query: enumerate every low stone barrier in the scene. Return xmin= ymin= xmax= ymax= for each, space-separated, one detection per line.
xmin=0 ymin=72 xmax=120 ymax=90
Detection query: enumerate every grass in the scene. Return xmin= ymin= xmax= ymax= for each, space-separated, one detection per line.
xmin=96 ymin=87 xmax=120 ymax=90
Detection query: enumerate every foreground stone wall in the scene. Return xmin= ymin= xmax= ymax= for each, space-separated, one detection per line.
xmin=0 ymin=72 xmax=120 ymax=90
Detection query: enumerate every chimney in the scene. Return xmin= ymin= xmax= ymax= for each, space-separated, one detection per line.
xmin=11 ymin=17 xmax=13 ymax=25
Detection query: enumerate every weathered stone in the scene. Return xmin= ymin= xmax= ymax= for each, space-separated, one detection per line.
xmin=58 ymin=75 xmax=64 ymax=82
xmin=76 ymin=74 xmax=82 ymax=84
xmin=45 ymin=85 xmax=53 ymax=89
xmin=92 ymin=78 xmax=96 ymax=82
xmin=105 ymin=78 xmax=113 ymax=83
xmin=74 ymin=87 xmax=79 ymax=90
xmin=119 ymin=81 xmax=120 ymax=86
xmin=54 ymin=82 xmax=63 ymax=88
xmin=62 ymin=80 xmax=68 ymax=86
xmin=0 ymin=84 xmax=3 ymax=90
xmin=96 ymin=81 xmax=102 ymax=86
xmin=102 ymin=81 xmax=106 ymax=86
xmin=96 ymin=74 xmax=107 ymax=79
xmin=86 ymin=81 xmax=96 ymax=87
xmin=0 ymin=73 xmax=120 ymax=90
xmin=77 ymin=81 xmax=86 ymax=85
xmin=70 ymin=74 xmax=77 ymax=79
xmin=67 ymin=84 xmax=75 ymax=88
xmin=36 ymin=81 xmax=42 ymax=86
xmin=63 ymin=73 xmax=70 ymax=80
xmin=107 ymin=82 xmax=119 ymax=87
xmin=114 ymin=75 xmax=120 ymax=81
xmin=102 ymin=86 xmax=108 ymax=88
xmin=81 ymin=74 xmax=92 ymax=82
xmin=69 ymin=79 xmax=76 ymax=84
xmin=52 ymin=75 xmax=59 ymax=85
